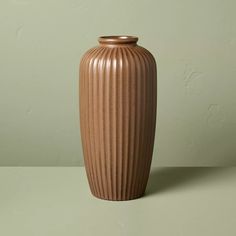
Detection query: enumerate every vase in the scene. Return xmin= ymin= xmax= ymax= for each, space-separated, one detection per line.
xmin=79 ymin=36 xmax=157 ymax=200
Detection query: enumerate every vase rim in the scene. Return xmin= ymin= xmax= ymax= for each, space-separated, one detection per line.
xmin=98 ymin=35 xmax=138 ymax=45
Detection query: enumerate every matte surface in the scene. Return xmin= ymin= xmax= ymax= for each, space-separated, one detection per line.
xmin=79 ymin=37 xmax=157 ymax=200
xmin=0 ymin=0 xmax=236 ymax=166
xmin=0 ymin=167 xmax=236 ymax=236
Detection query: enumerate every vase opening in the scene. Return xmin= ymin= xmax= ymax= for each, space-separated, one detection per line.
xmin=98 ymin=35 xmax=138 ymax=45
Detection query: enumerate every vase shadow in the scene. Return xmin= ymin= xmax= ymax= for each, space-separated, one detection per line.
xmin=146 ymin=167 xmax=229 ymax=196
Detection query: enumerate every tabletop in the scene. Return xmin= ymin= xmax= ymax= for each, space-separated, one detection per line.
xmin=0 ymin=167 xmax=236 ymax=236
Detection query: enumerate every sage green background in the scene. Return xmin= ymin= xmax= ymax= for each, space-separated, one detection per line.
xmin=0 ymin=0 xmax=235 ymax=166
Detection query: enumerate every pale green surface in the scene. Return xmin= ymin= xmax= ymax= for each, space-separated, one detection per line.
xmin=0 ymin=167 xmax=236 ymax=236
xmin=0 ymin=0 xmax=236 ymax=165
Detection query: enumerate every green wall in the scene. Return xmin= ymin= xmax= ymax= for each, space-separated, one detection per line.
xmin=0 ymin=0 xmax=235 ymax=166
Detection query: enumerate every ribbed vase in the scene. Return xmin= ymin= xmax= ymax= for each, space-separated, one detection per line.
xmin=79 ymin=36 xmax=157 ymax=200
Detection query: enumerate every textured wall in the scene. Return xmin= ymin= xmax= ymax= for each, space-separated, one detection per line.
xmin=0 ymin=0 xmax=235 ymax=166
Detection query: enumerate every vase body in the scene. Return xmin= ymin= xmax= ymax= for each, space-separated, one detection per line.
xmin=79 ymin=36 xmax=157 ymax=200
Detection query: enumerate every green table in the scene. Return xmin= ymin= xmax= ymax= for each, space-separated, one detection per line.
xmin=0 ymin=167 xmax=235 ymax=236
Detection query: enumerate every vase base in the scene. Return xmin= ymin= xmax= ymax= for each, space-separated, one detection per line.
xmin=90 ymin=191 xmax=146 ymax=201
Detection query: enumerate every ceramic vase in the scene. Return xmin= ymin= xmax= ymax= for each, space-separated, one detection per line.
xmin=79 ymin=36 xmax=157 ymax=200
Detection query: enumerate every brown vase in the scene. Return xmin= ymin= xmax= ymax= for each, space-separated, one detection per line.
xmin=79 ymin=36 xmax=157 ymax=201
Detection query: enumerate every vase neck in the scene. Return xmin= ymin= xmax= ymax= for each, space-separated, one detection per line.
xmin=98 ymin=35 xmax=138 ymax=46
